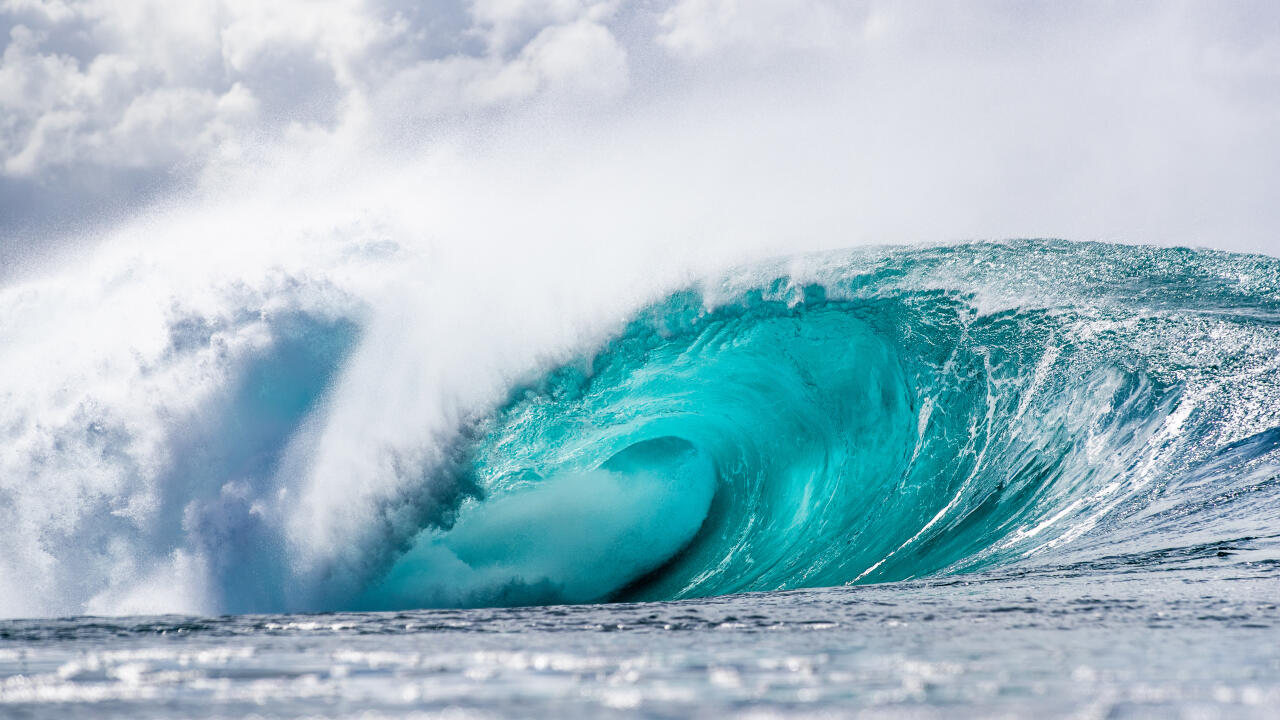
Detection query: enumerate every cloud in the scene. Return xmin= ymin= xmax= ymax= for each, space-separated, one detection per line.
xmin=469 ymin=0 xmax=618 ymax=54
xmin=367 ymin=15 xmax=626 ymax=127
xmin=2 ymin=0 xmax=1280 ymax=259
xmin=0 ymin=0 xmax=638 ymax=258
xmin=0 ymin=2 xmax=253 ymax=175
xmin=656 ymin=0 xmax=869 ymax=59
xmin=0 ymin=0 xmax=626 ymax=182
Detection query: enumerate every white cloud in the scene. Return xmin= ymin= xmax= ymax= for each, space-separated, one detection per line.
xmin=1 ymin=0 xmax=77 ymax=24
xmin=479 ymin=19 xmax=627 ymax=101
xmin=0 ymin=12 xmax=256 ymax=177
xmin=0 ymin=0 xmax=627 ymax=184
xmin=657 ymin=0 xmax=869 ymax=59
xmin=367 ymin=16 xmax=626 ymax=126
xmin=1 ymin=0 xmax=1280 ymax=258
xmin=469 ymin=0 xmax=617 ymax=52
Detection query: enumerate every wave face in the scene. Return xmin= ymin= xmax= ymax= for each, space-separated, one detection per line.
xmin=4 ymin=240 xmax=1280 ymax=617
xmin=364 ymin=241 xmax=1280 ymax=608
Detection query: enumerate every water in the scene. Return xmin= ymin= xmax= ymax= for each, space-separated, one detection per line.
xmin=2 ymin=563 xmax=1278 ymax=718
xmin=357 ymin=241 xmax=1280 ymax=611
xmin=4 ymin=240 xmax=1280 ymax=716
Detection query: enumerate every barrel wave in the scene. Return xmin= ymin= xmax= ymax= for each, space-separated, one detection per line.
xmin=3 ymin=240 xmax=1280 ymax=617
xmin=362 ymin=241 xmax=1280 ymax=609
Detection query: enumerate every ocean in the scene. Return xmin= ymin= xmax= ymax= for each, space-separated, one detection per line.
xmin=2 ymin=564 xmax=1277 ymax=717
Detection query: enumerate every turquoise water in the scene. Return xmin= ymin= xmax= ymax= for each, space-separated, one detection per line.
xmin=3 ymin=240 xmax=1280 ymax=716
xmin=360 ymin=241 xmax=1280 ymax=611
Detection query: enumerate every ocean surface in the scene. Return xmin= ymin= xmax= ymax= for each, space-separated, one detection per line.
xmin=2 ymin=563 xmax=1278 ymax=718
xmin=3 ymin=241 xmax=1280 ymax=716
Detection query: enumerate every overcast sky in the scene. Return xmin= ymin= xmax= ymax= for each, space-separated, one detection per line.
xmin=2 ymin=0 xmax=1279 ymax=269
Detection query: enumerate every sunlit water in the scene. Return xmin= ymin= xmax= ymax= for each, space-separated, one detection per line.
xmin=3 ymin=558 xmax=1279 ymax=718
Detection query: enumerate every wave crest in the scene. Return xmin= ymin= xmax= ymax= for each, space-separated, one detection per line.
xmin=4 ymin=241 xmax=1280 ymax=616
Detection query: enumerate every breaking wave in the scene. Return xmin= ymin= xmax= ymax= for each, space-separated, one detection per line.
xmin=4 ymin=240 xmax=1280 ymax=617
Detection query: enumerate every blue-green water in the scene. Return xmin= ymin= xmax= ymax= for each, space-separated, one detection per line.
xmin=362 ymin=241 xmax=1280 ymax=611
xmin=3 ymin=240 xmax=1280 ymax=717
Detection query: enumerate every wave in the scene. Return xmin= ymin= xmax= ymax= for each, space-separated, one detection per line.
xmin=3 ymin=240 xmax=1280 ymax=617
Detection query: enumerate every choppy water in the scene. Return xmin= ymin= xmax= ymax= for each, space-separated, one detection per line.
xmin=3 ymin=560 xmax=1278 ymax=718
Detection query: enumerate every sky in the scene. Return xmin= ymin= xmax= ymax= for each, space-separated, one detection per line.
xmin=1 ymin=0 xmax=1279 ymax=270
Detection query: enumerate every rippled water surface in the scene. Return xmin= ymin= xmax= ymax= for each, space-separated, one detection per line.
xmin=4 ymin=555 xmax=1279 ymax=719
